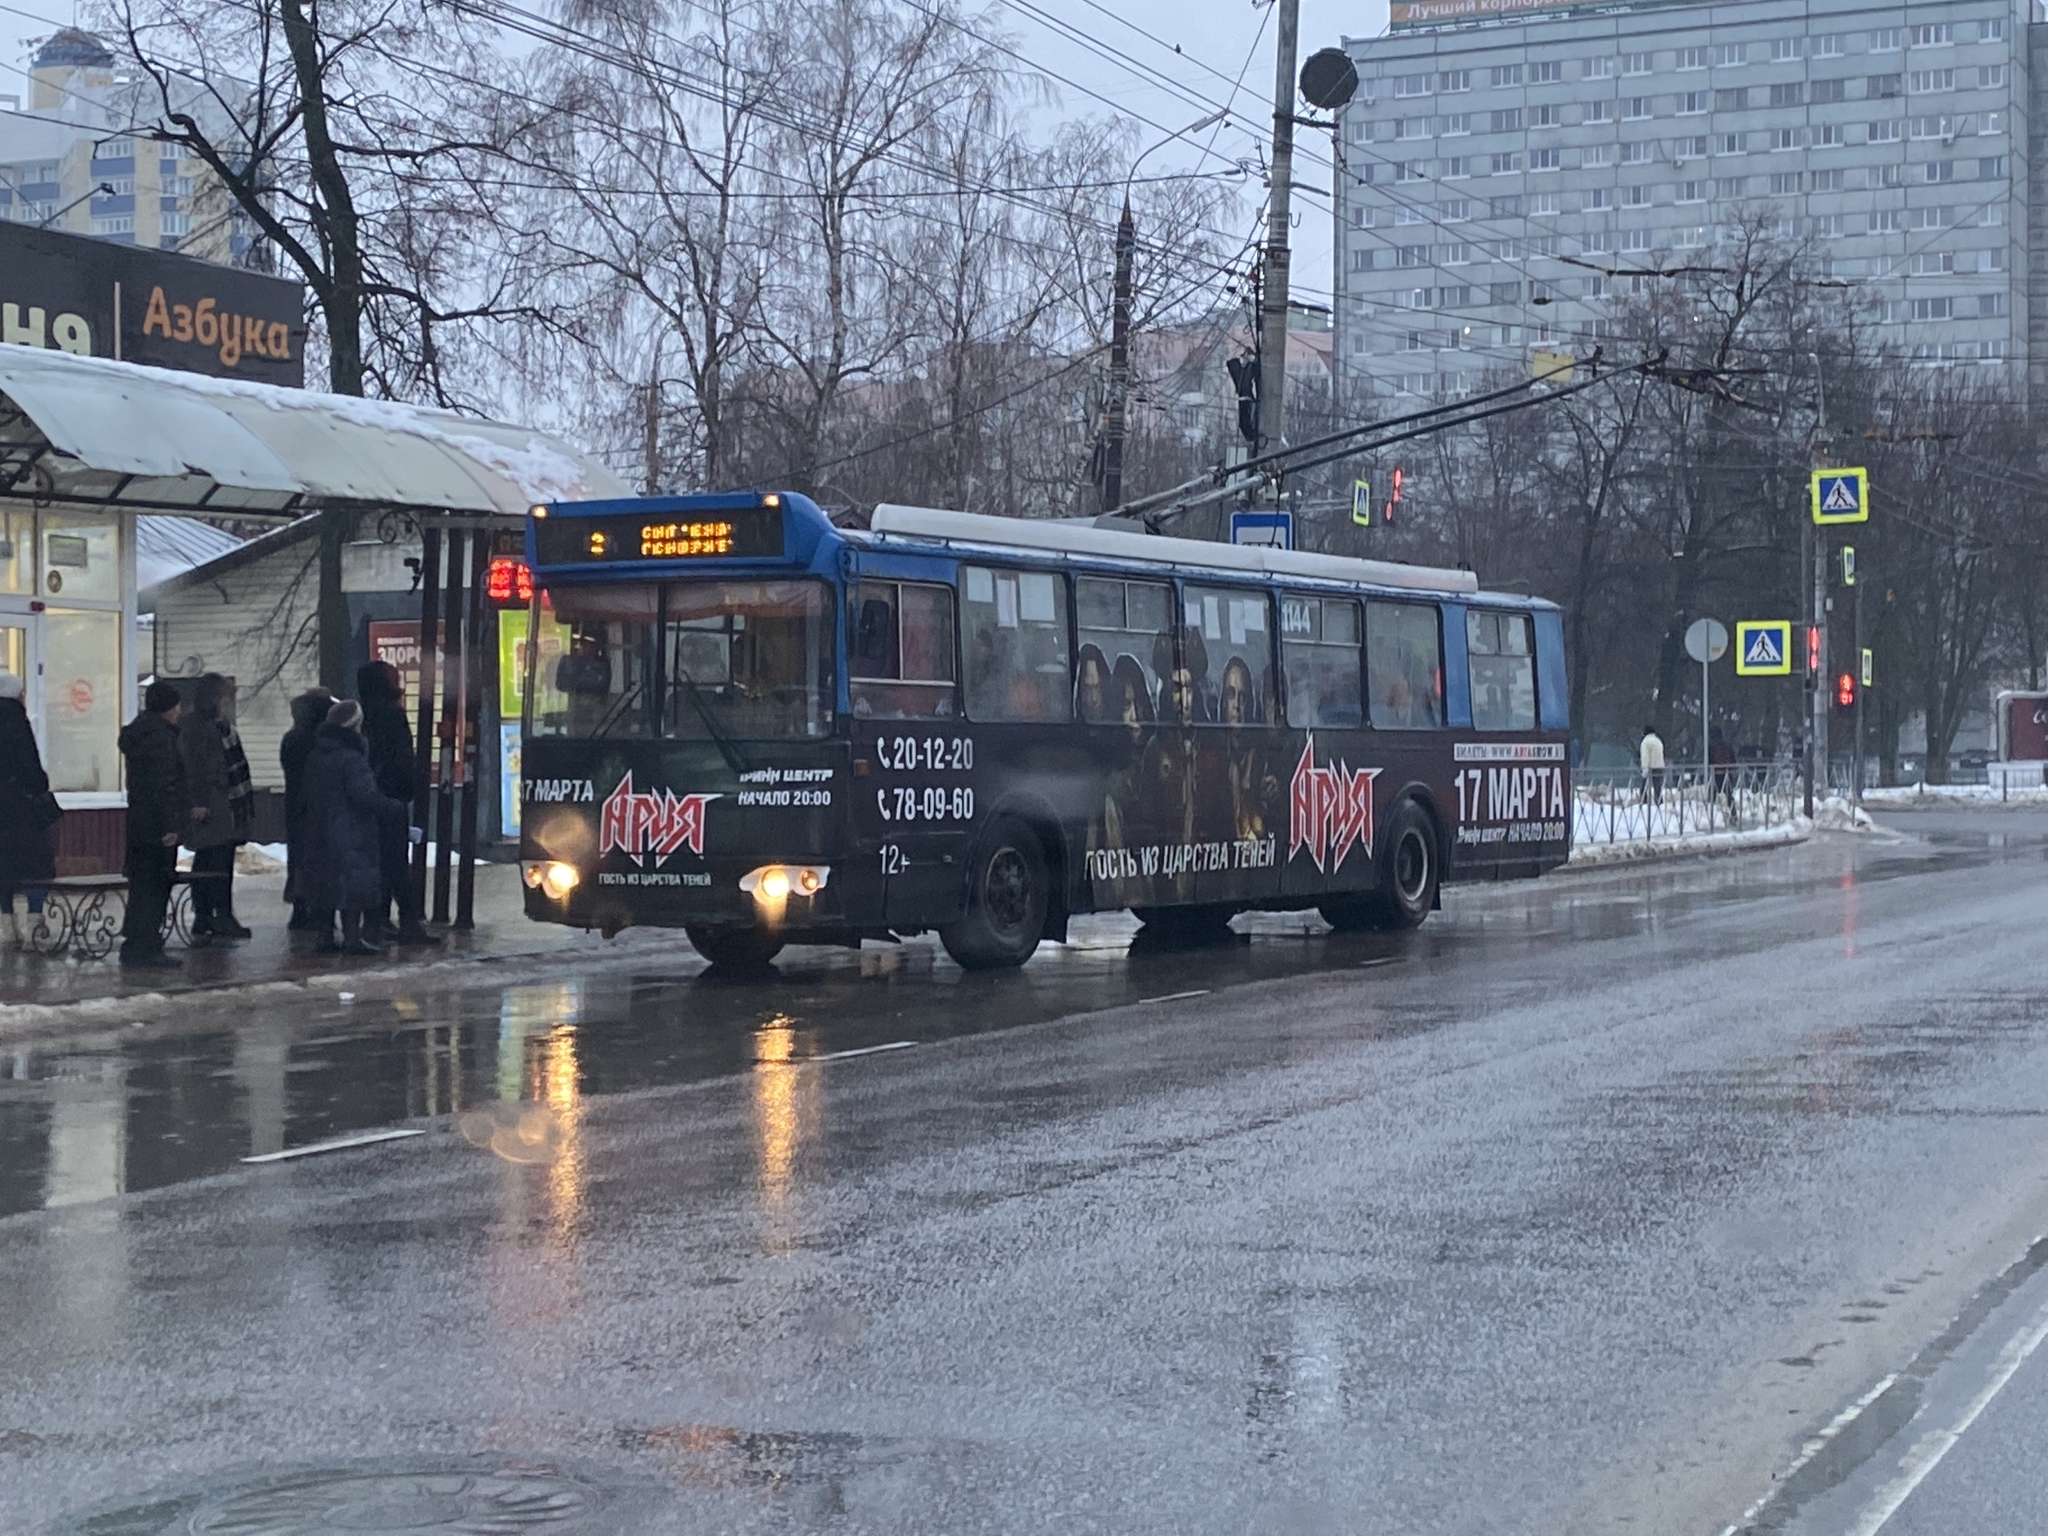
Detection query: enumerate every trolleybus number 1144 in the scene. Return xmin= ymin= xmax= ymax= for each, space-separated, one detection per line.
xmin=876 ymin=735 xmax=975 ymax=773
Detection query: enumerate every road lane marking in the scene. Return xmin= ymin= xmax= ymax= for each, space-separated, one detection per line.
xmin=241 ymin=1127 xmax=425 ymax=1163
xmin=1718 ymin=1375 xmax=1901 ymax=1535
xmin=1844 ymin=1297 xmax=2048 ymax=1535
xmin=1356 ymin=957 xmax=1401 ymax=969
xmin=806 ymin=1041 xmax=917 ymax=1063
xmin=1138 ymin=989 xmax=1210 ymax=1004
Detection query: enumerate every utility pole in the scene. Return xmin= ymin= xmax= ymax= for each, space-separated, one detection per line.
xmin=1102 ymin=200 xmax=1135 ymax=513
xmin=1806 ymin=353 xmax=1828 ymax=817
xmin=1256 ymin=0 xmax=1300 ymax=463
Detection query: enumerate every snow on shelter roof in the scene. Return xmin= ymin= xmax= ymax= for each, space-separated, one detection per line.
xmin=0 ymin=345 xmax=629 ymax=519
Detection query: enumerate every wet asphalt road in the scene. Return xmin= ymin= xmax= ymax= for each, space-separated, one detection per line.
xmin=5 ymin=812 xmax=2048 ymax=1534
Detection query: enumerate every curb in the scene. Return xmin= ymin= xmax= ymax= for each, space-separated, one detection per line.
xmin=1559 ymin=819 xmax=1812 ymax=871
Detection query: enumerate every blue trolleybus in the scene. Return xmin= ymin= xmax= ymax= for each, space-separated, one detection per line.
xmin=517 ymin=492 xmax=1571 ymax=968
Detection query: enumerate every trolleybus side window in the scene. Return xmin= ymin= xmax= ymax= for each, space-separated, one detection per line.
xmin=850 ymin=579 xmax=958 ymax=720
xmin=962 ymin=565 xmax=1071 ymax=722
xmin=1466 ymin=608 xmax=1537 ymax=730
xmin=1281 ymin=594 xmax=1364 ymax=729
xmin=1075 ymin=576 xmax=1173 ymax=726
xmin=1182 ymin=585 xmax=1275 ymax=725
xmin=1366 ymin=600 xmax=1445 ymax=729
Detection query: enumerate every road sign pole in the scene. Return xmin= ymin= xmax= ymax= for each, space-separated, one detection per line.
xmin=1853 ymin=577 xmax=1865 ymax=806
xmin=1702 ymin=652 xmax=1711 ymax=832
xmin=1813 ymin=531 xmax=1828 ymax=807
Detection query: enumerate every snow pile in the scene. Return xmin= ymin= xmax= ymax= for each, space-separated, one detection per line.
xmin=1862 ymin=782 xmax=2048 ymax=810
xmin=1567 ymin=816 xmax=1810 ymax=867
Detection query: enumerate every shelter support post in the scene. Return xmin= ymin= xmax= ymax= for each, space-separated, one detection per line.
xmin=455 ymin=531 xmax=488 ymax=928
xmin=317 ymin=506 xmax=352 ymax=692
xmin=411 ymin=525 xmax=442 ymax=909
xmin=433 ymin=530 xmax=466 ymax=924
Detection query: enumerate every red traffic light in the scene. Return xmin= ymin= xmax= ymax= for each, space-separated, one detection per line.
xmin=1805 ymin=624 xmax=1822 ymax=675
xmin=1384 ymin=465 xmax=1404 ymax=523
xmin=1834 ymin=671 xmax=1856 ymax=708
xmin=486 ymin=556 xmax=534 ymax=606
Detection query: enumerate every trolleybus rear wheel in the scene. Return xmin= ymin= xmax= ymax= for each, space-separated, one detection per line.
xmin=686 ymin=925 xmax=787 ymax=970
xmin=939 ymin=817 xmax=1049 ymax=970
xmin=1319 ymin=798 xmax=1438 ymax=932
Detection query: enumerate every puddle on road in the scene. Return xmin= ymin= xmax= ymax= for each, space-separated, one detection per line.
xmin=0 ymin=817 xmax=2036 ymax=1220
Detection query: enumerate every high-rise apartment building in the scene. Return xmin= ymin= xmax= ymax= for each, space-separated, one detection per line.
xmin=0 ymin=29 xmax=256 ymax=266
xmin=1334 ymin=0 xmax=2034 ymax=401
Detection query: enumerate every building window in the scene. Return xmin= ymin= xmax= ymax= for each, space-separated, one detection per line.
xmin=1714 ymin=133 xmax=1742 ymax=155
xmin=1769 ymin=82 xmax=1804 ymax=107
xmin=1442 ymin=112 xmax=1471 ymax=134
xmin=1673 ymin=226 xmax=1707 ymax=248
xmin=1585 ymin=56 xmax=1614 ymax=78
xmin=1977 ymin=156 xmax=2005 ymax=179
xmin=1869 ymin=165 xmax=1904 ymax=188
xmin=1530 ymin=192 xmax=1559 ymax=216
xmin=1439 ymin=283 xmax=1473 ymax=305
xmin=1768 ymin=172 xmax=1801 ymax=194
xmin=1977 ymin=64 xmax=2006 ymax=90
xmin=93 ymin=177 xmax=135 ymax=197
xmin=1403 ymin=330 xmax=1428 ymax=352
xmin=1585 ymin=187 xmax=1611 ymax=210
xmin=1623 ymin=52 xmax=1651 ymax=75
xmin=1869 ymin=118 xmax=1902 ymax=142
xmin=1491 ymin=108 xmax=1522 ymax=132
xmin=1530 ymin=103 xmax=1561 ymax=128
xmin=1395 ymin=161 xmax=1426 ymax=181
xmin=1980 ymin=203 xmax=2005 ymax=227
xmin=1871 ymin=28 xmax=1903 ymax=52
xmin=1810 ymin=79 xmax=1847 ymax=106
xmin=1676 ymin=180 xmax=1705 ymax=203
xmin=1490 ymin=64 xmax=1523 ymax=87
xmin=1715 ymin=43 xmax=1744 ymax=67
xmin=160 ymin=211 xmax=190 ymax=237
xmin=1488 ymin=194 xmax=1521 ymax=216
xmin=1911 ymin=297 xmax=1953 ymax=321
xmin=1912 ymin=206 xmax=1953 ymax=229
xmin=1397 ymin=245 xmax=1428 ymax=267
xmin=1441 ymin=198 xmax=1470 ymax=220
xmin=1811 ymin=168 xmax=1845 ymax=190
xmin=1396 ymin=74 xmax=1430 ymax=97
xmin=1395 ymin=205 xmax=1425 ymax=225
xmin=1678 ymin=46 xmax=1706 ymax=70
xmin=1442 ymin=157 xmax=1469 ymax=178
xmin=1583 ymin=143 xmax=1614 ymax=167
xmin=1977 ymin=293 xmax=2006 ymax=317
xmin=1909 ymin=251 xmax=1953 ymax=274
xmin=1625 ymin=184 xmax=1652 ymax=207
xmin=1531 ymin=60 xmax=1561 ymax=83
xmin=1622 ymin=141 xmax=1651 ymax=164
xmin=1771 ymin=37 xmax=1804 ymax=61
xmin=1676 ymin=135 xmax=1708 ymax=157
xmin=92 ymin=137 xmax=132 ymax=161
xmin=1770 ymin=127 xmax=1801 ymax=150
xmin=1909 ymin=22 xmax=1953 ymax=47
xmin=1909 ymin=69 xmax=1955 ymax=93
xmin=1923 ymin=159 xmax=1956 ymax=182
xmin=1909 ymin=115 xmax=1952 ymax=139
xmin=1813 ymin=213 xmax=1844 ymax=237
xmin=1714 ymin=87 xmax=1749 ymax=111
xmin=1678 ymin=90 xmax=1707 ymax=114
xmin=1815 ymin=124 xmax=1845 ymax=146
xmin=1530 ymin=147 xmax=1561 ymax=170
xmin=1583 ymin=100 xmax=1613 ymax=124
xmin=1489 ymin=281 xmax=1519 ymax=305
xmin=1981 ymin=111 xmax=2004 ymax=135
xmin=1490 ymin=152 xmax=1521 ymax=174
xmin=1622 ymin=95 xmax=1651 ymax=119
xmin=1815 ymin=34 xmax=1843 ymax=57
xmin=1439 ymin=69 xmax=1470 ymax=92
xmin=89 ymin=215 xmax=134 ymax=234
xmin=1622 ymin=229 xmax=1652 ymax=252
xmin=1981 ymin=19 xmax=2006 ymax=42
xmin=1441 ymin=241 xmax=1471 ymax=264
xmin=1349 ymin=248 xmax=1373 ymax=271
xmin=1871 ymin=209 xmax=1904 ymax=233
xmin=1713 ymin=176 xmax=1746 ymax=198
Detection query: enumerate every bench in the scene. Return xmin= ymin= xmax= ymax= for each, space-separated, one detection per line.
xmin=23 ymin=871 xmax=225 ymax=960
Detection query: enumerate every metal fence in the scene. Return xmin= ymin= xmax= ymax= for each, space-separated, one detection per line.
xmin=1572 ymin=761 xmax=1807 ymax=847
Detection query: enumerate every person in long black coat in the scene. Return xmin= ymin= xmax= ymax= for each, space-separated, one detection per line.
xmin=0 ymin=670 xmax=55 ymax=949
xmin=302 ymin=699 xmax=410 ymax=956
xmin=279 ymin=687 xmax=335 ymax=936
xmin=355 ymin=661 xmax=437 ymax=946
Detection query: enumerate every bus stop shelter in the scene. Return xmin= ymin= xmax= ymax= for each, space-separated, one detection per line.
xmin=0 ymin=343 xmax=628 ymax=923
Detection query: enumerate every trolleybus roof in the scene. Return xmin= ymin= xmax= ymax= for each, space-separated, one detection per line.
xmin=867 ymin=503 xmax=1482 ymax=597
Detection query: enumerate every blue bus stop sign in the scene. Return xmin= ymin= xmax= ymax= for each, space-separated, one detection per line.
xmin=1230 ymin=509 xmax=1293 ymax=550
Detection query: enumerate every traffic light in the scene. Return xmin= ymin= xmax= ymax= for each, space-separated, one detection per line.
xmin=1804 ymin=624 xmax=1822 ymax=689
xmin=1226 ymin=355 xmax=1260 ymax=444
xmin=1834 ymin=670 xmax=1857 ymax=710
xmin=1385 ymin=464 xmax=1404 ymax=523
xmin=486 ymin=556 xmax=533 ymax=606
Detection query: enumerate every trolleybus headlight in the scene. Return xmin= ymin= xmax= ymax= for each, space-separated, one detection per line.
xmin=522 ymin=860 xmax=581 ymax=899
xmin=739 ymin=864 xmax=829 ymax=902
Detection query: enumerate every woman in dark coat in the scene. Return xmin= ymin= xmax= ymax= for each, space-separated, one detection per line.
xmin=279 ymin=687 xmax=335 ymax=934
xmin=0 ymin=670 xmax=55 ymax=948
xmin=178 ymin=672 xmax=255 ymax=943
xmin=302 ymin=699 xmax=409 ymax=955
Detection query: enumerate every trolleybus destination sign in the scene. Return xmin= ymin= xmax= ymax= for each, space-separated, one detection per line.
xmin=532 ymin=504 xmax=784 ymax=565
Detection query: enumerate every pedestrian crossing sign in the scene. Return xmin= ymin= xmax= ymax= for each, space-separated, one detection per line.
xmin=1810 ymin=466 xmax=1868 ymax=525
xmin=1735 ymin=620 xmax=1793 ymax=676
xmin=1352 ymin=478 xmax=1372 ymax=526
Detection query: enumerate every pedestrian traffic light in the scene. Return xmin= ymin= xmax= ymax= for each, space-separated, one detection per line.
xmin=1840 ymin=545 xmax=1856 ymax=586
xmin=1804 ymin=624 xmax=1822 ymax=689
xmin=1385 ymin=464 xmax=1404 ymax=523
xmin=486 ymin=556 xmax=533 ymax=606
xmin=1834 ymin=670 xmax=1857 ymax=709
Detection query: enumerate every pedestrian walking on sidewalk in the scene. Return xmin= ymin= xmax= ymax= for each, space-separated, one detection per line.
xmin=0 ymin=671 xmax=58 ymax=951
xmin=1709 ymin=724 xmax=1737 ymax=813
xmin=118 ymin=680 xmax=189 ymax=969
xmin=179 ymin=673 xmax=255 ymax=944
xmin=280 ymin=686 xmax=335 ymax=939
xmin=304 ymin=699 xmax=410 ymax=956
xmin=1639 ymin=723 xmax=1666 ymax=807
xmin=356 ymin=661 xmax=438 ymax=946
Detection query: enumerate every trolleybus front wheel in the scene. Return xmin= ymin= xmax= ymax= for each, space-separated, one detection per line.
xmin=940 ymin=817 xmax=1049 ymax=970
xmin=1319 ymin=798 xmax=1438 ymax=933
xmin=686 ymin=925 xmax=787 ymax=970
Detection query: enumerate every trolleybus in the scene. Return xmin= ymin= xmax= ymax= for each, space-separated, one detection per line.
xmin=517 ymin=492 xmax=1570 ymax=968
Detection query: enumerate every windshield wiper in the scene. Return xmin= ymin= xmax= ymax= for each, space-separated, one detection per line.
xmin=676 ymin=670 xmax=751 ymax=775
xmin=585 ymin=681 xmax=644 ymax=740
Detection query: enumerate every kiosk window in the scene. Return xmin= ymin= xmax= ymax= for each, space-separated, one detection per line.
xmin=850 ymin=579 xmax=958 ymax=719
xmin=1281 ymin=595 xmax=1363 ymax=728
xmin=1183 ymin=585 xmax=1273 ymax=724
xmin=1076 ymin=576 xmax=1173 ymax=725
xmin=1366 ymin=601 xmax=1444 ymax=729
xmin=963 ymin=566 xmax=1071 ymax=722
xmin=1466 ymin=609 xmax=1536 ymax=729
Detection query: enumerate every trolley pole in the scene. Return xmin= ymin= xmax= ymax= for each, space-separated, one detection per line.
xmin=1256 ymin=0 xmax=1300 ymax=463
xmin=1102 ymin=200 xmax=1134 ymax=514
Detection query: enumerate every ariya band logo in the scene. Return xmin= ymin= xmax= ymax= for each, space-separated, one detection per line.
xmin=1289 ymin=737 xmax=1381 ymax=872
xmin=599 ymin=772 xmax=719 ymax=864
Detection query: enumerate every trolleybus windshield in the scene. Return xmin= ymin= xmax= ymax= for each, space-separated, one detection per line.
xmin=528 ymin=578 xmax=833 ymax=741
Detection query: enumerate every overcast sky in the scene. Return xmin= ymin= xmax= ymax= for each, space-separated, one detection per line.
xmin=1 ymin=0 xmax=1394 ymax=328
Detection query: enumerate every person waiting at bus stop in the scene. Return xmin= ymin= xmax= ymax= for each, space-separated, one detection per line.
xmin=117 ymin=680 xmax=189 ymax=969
xmin=356 ymin=662 xmax=440 ymax=947
xmin=0 ymin=670 xmax=57 ymax=950
xmin=304 ymin=699 xmax=412 ymax=956
xmin=179 ymin=673 xmax=254 ymax=944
